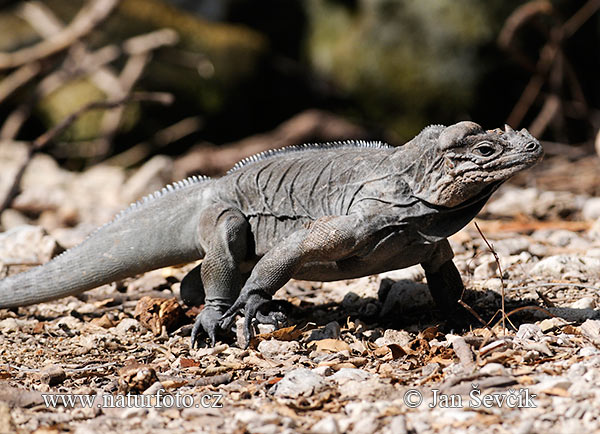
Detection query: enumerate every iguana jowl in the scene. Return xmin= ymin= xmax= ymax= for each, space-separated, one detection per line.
xmin=0 ymin=122 xmax=543 ymax=347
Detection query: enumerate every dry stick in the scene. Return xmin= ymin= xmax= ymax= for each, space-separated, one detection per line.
xmin=474 ymin=221 xmax=507 ymax=334
xmin=104 ymin=116 xmax=203 ymax=167
xmin=0 ymin=92 xmax=173 ymax=215
xmin=504 ymin=0 xmax=600 ymax=127
xmin=0 ymin=62 xmax=42 ymax=104
xmin=0 ymin=0 xmax=119 ymax=70
xmin=35 ymin=92 xmax=173 ymax=149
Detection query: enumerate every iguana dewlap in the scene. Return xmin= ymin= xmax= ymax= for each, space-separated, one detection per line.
xmin=0 ymin=122 xmax=543 ymax=347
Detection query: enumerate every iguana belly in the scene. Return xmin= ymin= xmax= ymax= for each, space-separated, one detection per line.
xmin=292 ymin=230 xmax=441 ymax=281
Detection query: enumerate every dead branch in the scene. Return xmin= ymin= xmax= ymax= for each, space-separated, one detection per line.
xmin=0 ymin=62 xmax=41 ymax=104
xmin=34 ymin=92 xmax=174 ymax=149
xmin=474 ymin=221 xmax=507 ymax=334
xmin=105 ymin=116 xmax=203 ymax=167
xmin=0 ymin=0 xmax=119 ymax=70
xmin=501 ymin=0 xmax=600 ymax=128
xmin=0 ymin=92 xmax=173 ymax=215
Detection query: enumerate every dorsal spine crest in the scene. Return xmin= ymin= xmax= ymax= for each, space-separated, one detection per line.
xmin=227 ymin=140 xmax=391 ymax=174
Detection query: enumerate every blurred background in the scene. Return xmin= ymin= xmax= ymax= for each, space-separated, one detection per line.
xmin=0 ymin=0 xmax=598 ymax=182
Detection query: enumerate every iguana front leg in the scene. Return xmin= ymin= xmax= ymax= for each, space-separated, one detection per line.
xmin=421 ymin=240 xmax=467 ymax=324
xmin=219 ymin=215 xmax=364 ymax=346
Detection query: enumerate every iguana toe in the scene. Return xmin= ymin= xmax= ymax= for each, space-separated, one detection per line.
xmin=191 ymin=306 xmax=226 ymax=348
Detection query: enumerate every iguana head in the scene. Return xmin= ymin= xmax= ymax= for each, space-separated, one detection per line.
xmin=400 ymin=121 xmax=543 ymax=208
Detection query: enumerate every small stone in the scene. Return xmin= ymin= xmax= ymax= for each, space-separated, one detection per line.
xmin=578 ymin=346 xmax=600 ymax=357
xmin=581 ymin=319 xmax=600 ymax=345
xmin=0 ymin=225 xmax=64 ymax=265
xmin=257 ymin=339 xmax=300 ymax=358
xmin=312 ymin=366 xmax=334 ymax=376
xmin=485 ymin=187 xmax=538 ymax=217
xmin=0 ymin=209 xmax=30 ymax=230
xmin=308 ymin=321 xmax=341 ymax=341
xmin=374 ymin=329 xmax=412 ymax=347
xmin=492 ymin=237 xmax=530 ymax=256
xmin=311 ymin=416 xmax=341 ymax=434
xmin=273 ymin=368 xmax=327 ymax=398
xmin=332 ymin=368 xmax=373 ymax=382
xmin=531 ymin=255 xmax=600 ymax=279
xmin=583 ymin=198 xmax=600 ymax=220
xmin=387 ymin=415 xmax=408 ymax=434
xmin=39 ymin=364 xmax=66 ymax=386
xmin=539 ymin=317 xmax=568 ymax=332
xmin=0 ymin=403 xmax=16 ymax=434
xmin=473 ymin=258 xmax=498 ymax=280
xmin=516 ymin=323 xmax=544 ymax=341
xmin=570 ymin=297 xmax=596 ymax=310
xmin=0 ymin=318 xmax=19 ymax=333
xmin=116 ymin=318 xmax=141 ymax=334
xmin=479 ymin=363 xmax=507 ymax=376
xmin=350 ymin=416 xmax=379 ymax=434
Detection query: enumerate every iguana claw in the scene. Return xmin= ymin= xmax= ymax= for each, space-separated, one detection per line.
xmin=191 ymin=305 xmax=236 ymax=348
xmin=218 ymin=289 xmax=277 ymax=348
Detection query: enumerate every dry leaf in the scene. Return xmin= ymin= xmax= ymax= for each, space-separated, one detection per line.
xmin=310 ymin=338 xmax=351 ymax=353
xmin=179 ymin=358 xmax=201 ymax=368
xmin=134 ymin=296 xmax=184 ymax=335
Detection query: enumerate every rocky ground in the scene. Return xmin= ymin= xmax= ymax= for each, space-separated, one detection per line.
xmin=1 ymin=145 xmax=600 ymax=433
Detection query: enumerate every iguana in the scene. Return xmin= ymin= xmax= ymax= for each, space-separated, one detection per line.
xmin=0 ymin=122 xmax=542 ymax=347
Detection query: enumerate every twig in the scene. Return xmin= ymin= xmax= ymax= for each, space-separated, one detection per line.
xmin=104 ymin=116 xmax=203 ymax=167
xmin=458 ymin=299 xmax=488 ymax=328
xmin=0 ymin=92 xmax=173 ymax=214
xmin=34 ymin=92 xmax=173 ymax=149
xmin=502 ymin=0 xmax=600 ymax=128
xmin=0 ymin=62 xmax=42 ymax=104
xmin=0 ymin=0 xmax=119 ymax=70
xmin=474 ymin=221 xmax=507 ymax=334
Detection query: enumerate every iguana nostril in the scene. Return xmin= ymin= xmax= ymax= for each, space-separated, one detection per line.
xmin=525 ymin=142 xmax=538 ymax=151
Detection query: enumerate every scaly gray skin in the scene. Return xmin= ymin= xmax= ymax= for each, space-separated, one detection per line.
xmin=0 ymin=121 xmax=543 ymax=348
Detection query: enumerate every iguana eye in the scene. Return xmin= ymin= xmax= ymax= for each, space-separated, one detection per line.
xmin=474 ymin=142 xmax=495 ymax=157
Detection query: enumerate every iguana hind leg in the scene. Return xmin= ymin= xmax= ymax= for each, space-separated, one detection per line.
xmin=180 ymin=263 xmax=204 ymax=307
xmin=191 ymin=206 xmax=249 ymax=348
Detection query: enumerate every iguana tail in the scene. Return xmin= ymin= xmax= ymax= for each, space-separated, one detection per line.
xmin=0 ymin=176 xmax=210 ymax=308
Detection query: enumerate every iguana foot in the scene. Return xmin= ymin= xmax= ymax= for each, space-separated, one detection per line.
xmin=191 ymin=306 xmax=234 ymax=348
xmin=219 ymin=289 xmax=278 ymax=348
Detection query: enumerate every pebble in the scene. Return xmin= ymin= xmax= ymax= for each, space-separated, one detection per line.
xmin=516 ymin=323 xmax=544 ymax=341
xmin=116 ymin=318 xmax=142 ymax=334
xmin=582 ymin=197 xmax=600 ymax=220
xmin=530 ymin=255 xmax=600 ymax=279
xmin=311 ymin=416 xmax=341 ymax=434
xmin=580 ymin=319 xmax=600 ymax=345
xmin=38 ymin=364 xmax=66 ymax=386
xmin=273 ymin=368 xmax=327 ymax=398
xmin=257 ymin=339 xmax=301 ymax=358
xmin=0 ymin=225 xmax=63 ymax=264
xmin=570 ymin=297 xmax=596 ymax=309
xmin=332 ymin=368 xmax=373 ymax=382
xmin=579 ymin=347 xmax=600 ymax=357
xmin=374 ymin=329 xmax=412 ymax=347
xmin=308 ymin=321 xmax=341 ymax=341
